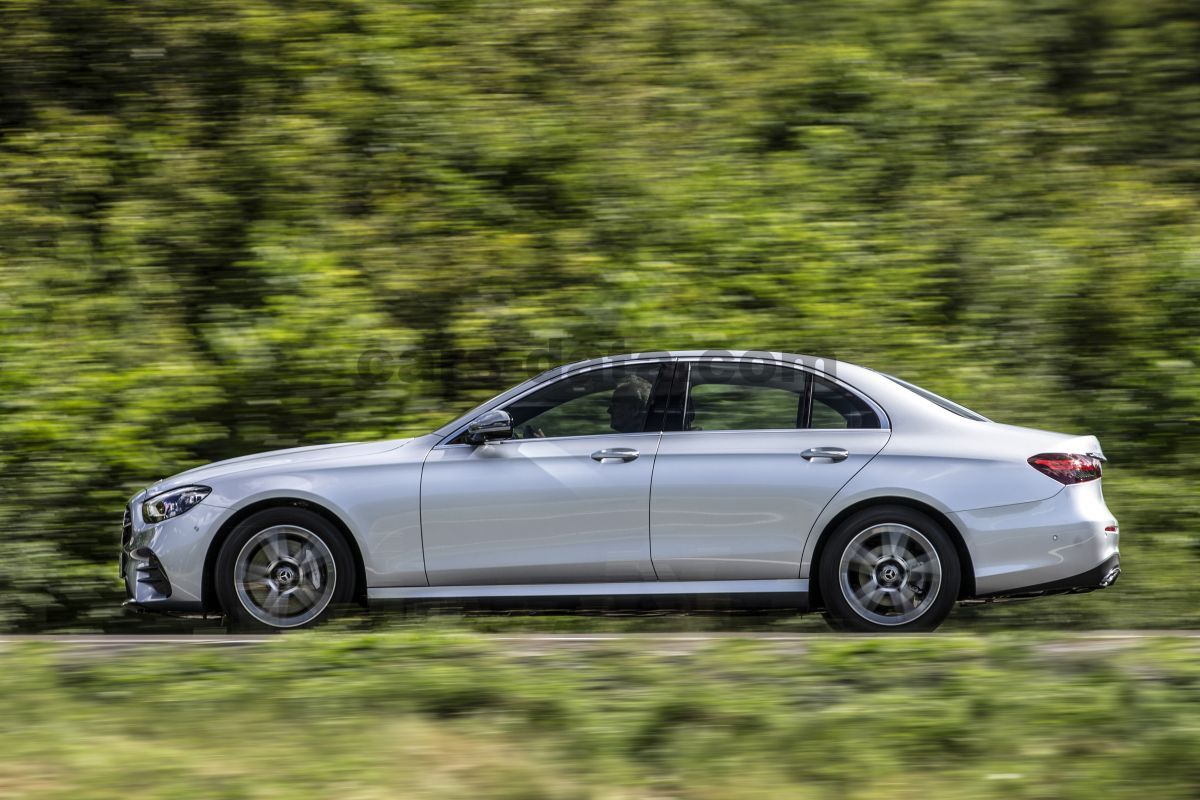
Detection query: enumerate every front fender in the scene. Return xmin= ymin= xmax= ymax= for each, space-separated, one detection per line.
xmin=202 ymin=437 xmax=437 ymax=589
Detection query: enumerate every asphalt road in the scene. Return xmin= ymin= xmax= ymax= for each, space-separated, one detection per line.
xmin=2 ymin=631 xmax=1198 ymax=657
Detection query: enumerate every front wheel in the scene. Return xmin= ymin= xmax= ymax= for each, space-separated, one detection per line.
xmin=819 ymin=506 xmax=960 ymax=633
xmin=215 ymin=507 xmax=357 ymax=631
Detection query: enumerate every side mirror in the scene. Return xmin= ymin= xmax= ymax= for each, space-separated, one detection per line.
xmin=466 ymin=409 xmax=514 ymax=445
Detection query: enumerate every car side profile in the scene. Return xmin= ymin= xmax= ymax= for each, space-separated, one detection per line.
xmin=121 ymin=351 xmax=1120 ymax=632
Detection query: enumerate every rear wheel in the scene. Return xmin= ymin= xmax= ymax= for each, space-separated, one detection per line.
xmin=216 ymin=508 xmax=357 ymax=631
xmin=819 ymin=506 xmax=960 ymax=633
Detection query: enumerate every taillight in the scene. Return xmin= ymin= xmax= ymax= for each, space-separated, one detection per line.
xmin=1028 ymin=453 xmax=1103 ymax=484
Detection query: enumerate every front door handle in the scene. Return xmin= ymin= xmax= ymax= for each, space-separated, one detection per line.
xmin=801 ymin=447 xmax=849 ymax=462
xmin=592 ymin=448 xmax=639 ymax=463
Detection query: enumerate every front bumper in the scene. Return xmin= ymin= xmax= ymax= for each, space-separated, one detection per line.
xmin=121 ymin=495 xmax=227 ymax=613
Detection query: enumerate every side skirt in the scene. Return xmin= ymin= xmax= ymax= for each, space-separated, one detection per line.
xmin=368 ymin=579 xmax=810 ymax=612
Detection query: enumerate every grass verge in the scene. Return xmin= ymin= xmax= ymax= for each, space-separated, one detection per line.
xmin=2 ymin=631 xmax=1199 ymax=798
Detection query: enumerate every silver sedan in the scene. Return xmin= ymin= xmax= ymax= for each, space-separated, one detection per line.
xmin=120 ymin=351 xmax=1120 ymax=632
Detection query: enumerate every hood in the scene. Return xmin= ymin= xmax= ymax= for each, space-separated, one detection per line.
xmin=147 ymin=438 xmax=412 ymax=495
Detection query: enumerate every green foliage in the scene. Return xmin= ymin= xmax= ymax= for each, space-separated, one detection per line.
xmin=1 ymin=0 xmax=1198 ymax=627
xmin=2 ymin=632 xmax=1200 ymax=797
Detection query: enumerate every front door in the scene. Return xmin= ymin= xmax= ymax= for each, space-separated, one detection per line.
xmin=650 ymin=360 xmax=890 ymax=581
xmin=421 ymin=362 xmax=668 ymax=585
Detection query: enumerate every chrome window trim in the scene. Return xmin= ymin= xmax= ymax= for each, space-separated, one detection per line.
xmin=660 ymin=427 xmax=892 ymax=437
xmin=435 ymin=354 xmax=890 ymax=448
xmin=437 ymin=431 xmax=663 ymax=449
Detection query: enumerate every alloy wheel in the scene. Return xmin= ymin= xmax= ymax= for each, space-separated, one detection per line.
xmin=837 ymin=523 xmax=942 ymax=626
xmin=233 ymin=525 xmax=337 ymax=628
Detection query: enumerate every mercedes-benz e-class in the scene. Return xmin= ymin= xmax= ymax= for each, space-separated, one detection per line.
xmin=120 ymin=351 xmax=1120 ymax=632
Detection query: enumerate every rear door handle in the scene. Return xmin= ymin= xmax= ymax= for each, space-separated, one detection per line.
xmin=801 ymin=447 xmax=849 ymax=462
xmin=591 ymin=448 xmax=639 ymax=463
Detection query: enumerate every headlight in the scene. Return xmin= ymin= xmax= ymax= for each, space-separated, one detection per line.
xmin=142 ymin=486 xmax=211 ymax=524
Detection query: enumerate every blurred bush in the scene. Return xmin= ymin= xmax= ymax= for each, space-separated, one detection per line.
xmin=0 ymin=0 xmax=1198 ymax=628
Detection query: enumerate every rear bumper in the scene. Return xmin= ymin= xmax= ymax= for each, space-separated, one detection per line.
xmin=951 ymin=480 xmax=1119 ymax=596
xmin=976 ymin=553 xmax=1120 ymax=599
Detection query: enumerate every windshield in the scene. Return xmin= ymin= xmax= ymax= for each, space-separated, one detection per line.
xmin=881 ymin=373 xmax=989 ymax=422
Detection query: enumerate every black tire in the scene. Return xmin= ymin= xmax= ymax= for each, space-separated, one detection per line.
xmin=215 ymin=507 xmax=357 ymax=631
xmin=818 ymin=505 xmax=960 ymax=633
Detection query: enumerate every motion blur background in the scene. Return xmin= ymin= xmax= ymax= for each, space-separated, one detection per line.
xmin=3 ymin=2 xmax=1200 ymax=797
xmin=7 ymin=0 xmax=1200 ymax=631
xmin=4 ymin=0 xmax=1200 ymax=631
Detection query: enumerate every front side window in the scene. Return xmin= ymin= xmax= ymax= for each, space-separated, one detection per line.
xmin=504 ymin=364 xmax=664 ymax=439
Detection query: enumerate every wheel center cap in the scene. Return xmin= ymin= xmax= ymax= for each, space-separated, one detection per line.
xmin=274 ymin=566 xmax=296 ymax=587
xmin=876 ymin=560 xmax=904 ymax=586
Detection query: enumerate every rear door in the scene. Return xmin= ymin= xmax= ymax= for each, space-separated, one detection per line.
xmin=649 ymin=359 xmax=890 ymax=581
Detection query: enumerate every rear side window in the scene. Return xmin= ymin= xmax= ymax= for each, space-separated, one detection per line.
xmin=675 ymin=361 xmax=881 ymax=431
xmin=811 ymin=376 xmax=881 ymax=429
xmin=686 ymin=365 xmax=805 ymax=430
